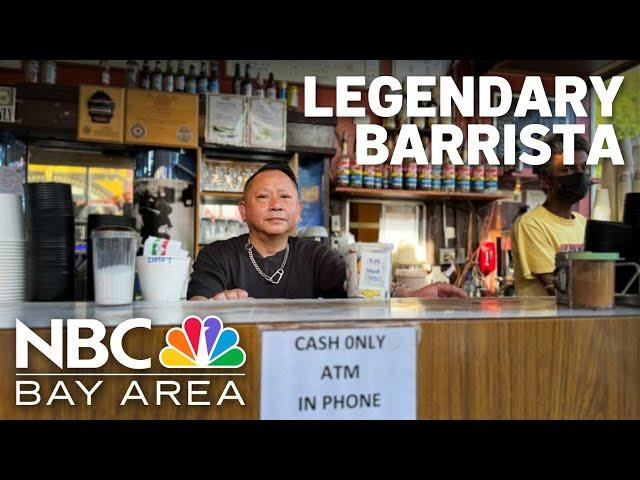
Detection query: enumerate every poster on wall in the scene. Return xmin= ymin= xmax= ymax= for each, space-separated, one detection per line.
xmin=125 ymin=89 xmax=198 ymax=149
xmin=248 ymin=97 xmax=286 ymax=150
xmin=0 ymin=86 xmax=16 ymax=123
xmin=205 ymin=93 xmax=247 ymax=146
xmin=133 ymin=178 xmax=195 ymax=257
xmin=77 ymin=85 xmax=125 ymax=143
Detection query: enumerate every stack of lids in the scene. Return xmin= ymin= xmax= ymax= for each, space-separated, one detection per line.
xmin=25 ymin=183 xmax=75 ymax=301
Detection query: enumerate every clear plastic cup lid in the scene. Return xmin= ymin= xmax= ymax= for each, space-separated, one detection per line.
xmin=91 ymin=228 xmax=139 ymax=239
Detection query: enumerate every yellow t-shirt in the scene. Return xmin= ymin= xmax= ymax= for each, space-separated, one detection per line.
xmin=511 ymin=205 xmax=587 ymax=297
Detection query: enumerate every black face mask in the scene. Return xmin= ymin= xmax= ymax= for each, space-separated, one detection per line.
xmin=552 ymin=172 xmax=591 ymax=204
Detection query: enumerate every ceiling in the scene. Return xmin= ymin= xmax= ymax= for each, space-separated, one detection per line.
xmin=474 ymin=59 xmax=638 ymax=78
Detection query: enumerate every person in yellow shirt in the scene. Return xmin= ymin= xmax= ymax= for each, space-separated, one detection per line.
xmin=511 ymin=133 xmax=591 ymax=297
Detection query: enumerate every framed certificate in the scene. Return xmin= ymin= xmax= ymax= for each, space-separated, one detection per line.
xmin=248 ymin=97 xmax=287 ymax=151
xmin=205 ymin=93 xmax=247 ymax=146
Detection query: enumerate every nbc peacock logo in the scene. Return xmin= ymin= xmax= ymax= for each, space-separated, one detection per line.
xmin=159 ymin=315 xmax=246 ymax=368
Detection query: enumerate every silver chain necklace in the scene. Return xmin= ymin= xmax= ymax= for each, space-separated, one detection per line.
xmin=245 ymin=241 xmax=289 ymax=285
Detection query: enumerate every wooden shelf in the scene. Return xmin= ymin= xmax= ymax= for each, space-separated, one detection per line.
xmin=200 ymin=191 xmax=244 ymax=200
xmin=332 ymin=187 xmax=510 ymax=202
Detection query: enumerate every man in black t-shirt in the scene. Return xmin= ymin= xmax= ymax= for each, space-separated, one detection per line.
xmin=188 ymin=163 xmax=466 ymax=301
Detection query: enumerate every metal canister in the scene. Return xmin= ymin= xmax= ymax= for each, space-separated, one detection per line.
xmin=25 ymin=60 xmax=39 ymax=83
xmin=40 ymin=61 xmax=57 ymax=84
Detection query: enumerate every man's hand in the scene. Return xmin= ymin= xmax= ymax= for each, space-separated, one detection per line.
xmin=397 ymin=282 xmax=468 ymax=299
xmin=211 ymin=289 xmax=250 ymax=301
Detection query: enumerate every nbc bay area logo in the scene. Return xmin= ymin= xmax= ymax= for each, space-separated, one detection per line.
xmin=160 ymin=315 xmax=246 ymax=368
xmin=15 ymin=314 xmax=247 ymax=408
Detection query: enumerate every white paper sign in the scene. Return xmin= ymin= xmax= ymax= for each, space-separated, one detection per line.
xmin=260 ymin=327 xmax=417 ymax=420
xmin=358 ymin=251 xmax=388 ymax=291
xmin=205 ymin=93 xmax=247 ymax=146
xmin=0 ymin=86 xmax=16 ymax=123
xmin=248 ymin=97 xmax=286 ymax=150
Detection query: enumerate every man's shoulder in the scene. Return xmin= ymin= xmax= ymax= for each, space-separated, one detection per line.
xmin=292 ymin=237 xmax=343 ymax=262
xmin=514 ymin=206 xmax=547 ymax=230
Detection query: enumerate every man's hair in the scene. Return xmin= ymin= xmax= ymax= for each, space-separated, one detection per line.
xmin=243 ymin=162 xmax=299 ymax=197
xmin=533 ymin=133 xmax=591 ymax=177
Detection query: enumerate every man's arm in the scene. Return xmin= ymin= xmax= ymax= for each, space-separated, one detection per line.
xmin=533 ymin=272 xmax=556 ymax=295
xmin=392 ymin=281 xmax=468 ymax=298
xmin=186 ymin=247 xmax=229 ymax=300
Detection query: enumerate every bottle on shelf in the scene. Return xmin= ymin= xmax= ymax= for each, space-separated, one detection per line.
xmin=287 ymin=85 xmax=298 ymax=111
xmin=140 ymin=60 xmax=151 ymax=89
xmin=242 ymin=63 xmax=253 ymax=97
xmin=151 ymin=60 xmax=163 ymax=91
xmin=254 ymin=72 xmax=265 ymax=98
xmin=266 ymin=72 xmax=276 ymax=99
xmin=163 ymin=61 xmax=174 ymax=92
xmin=277 ymin=80 xmax=287 ymax=101
xmin=186 ymin=64 xmax=197 ymax=94
xmin=232 ymin=63 xmax=242 ymax=95
xmin=99 ymin=60 xmax=110 ymax=86
xmin=209 ymin=61 xmax=220 ymax=93
xmin=174 ymin=60 xmax=186 ymax=93
xmin=197 ymin=61 xmax=209 ymax=94
xmin=336 ymin=133 xmax=351 ymax=188
xmin=126 ymin=60 xmax=138 ymax=88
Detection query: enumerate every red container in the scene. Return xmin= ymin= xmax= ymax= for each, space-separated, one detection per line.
xmin=479 ymin=241 xmax=497 ymax=276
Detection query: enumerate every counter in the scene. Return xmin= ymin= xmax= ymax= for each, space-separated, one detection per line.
xmin=2 ymin=297 xmax=639 ymax=419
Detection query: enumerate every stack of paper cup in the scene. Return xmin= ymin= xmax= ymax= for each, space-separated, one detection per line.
xmin=0 ymin=193 xmax=25 ymax=303
xmin=136 ymin=256 xmax=192 ymax=301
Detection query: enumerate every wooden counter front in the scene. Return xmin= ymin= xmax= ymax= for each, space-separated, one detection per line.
xmin=2 ymin=299 xmax=639 ymax=419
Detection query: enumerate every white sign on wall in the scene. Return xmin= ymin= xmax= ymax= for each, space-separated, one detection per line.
xmin=260 ymin=326 xmax=417 ymax=420
xmin=0 ymin=87 xmax=16 ymax=123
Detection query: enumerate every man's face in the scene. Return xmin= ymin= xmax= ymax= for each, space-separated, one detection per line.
xmin=239 ymin=170 xmax=302 ymax=237
xmin=540 ymin=150 xmax=589 ymax=198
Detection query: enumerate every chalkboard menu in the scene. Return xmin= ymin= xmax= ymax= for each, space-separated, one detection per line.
xmin=492 ymin=92 xmax=577 ymax=159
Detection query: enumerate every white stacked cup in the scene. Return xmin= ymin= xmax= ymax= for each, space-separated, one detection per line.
xmin=0 ymin=193 xmax=26 ymax=303
xmin=136 ymin=236 xmax=192 ymax=301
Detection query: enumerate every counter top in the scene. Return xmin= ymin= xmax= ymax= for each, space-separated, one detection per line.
xmin=2 ymin=297 xmax=640 ymax=329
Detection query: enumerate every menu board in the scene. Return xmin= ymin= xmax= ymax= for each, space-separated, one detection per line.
xmin=125 ymin=89 xmax=198 ymax=148
xmin=205 ymin=93 xmax=247 ymax=146
xmin=77 ymin=85 xmax=125 ymax=143
xmin=248 ymin=97 xmax=286 ymax=150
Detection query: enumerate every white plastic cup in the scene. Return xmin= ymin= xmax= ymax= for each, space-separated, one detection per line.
xmin=136 ymin=256 xmax=191 ymax=302
xmin=0 ymin=194 xmax=24 ymax=241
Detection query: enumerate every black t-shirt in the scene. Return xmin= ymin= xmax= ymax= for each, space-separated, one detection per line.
xmin=187 ymin=234 xmax=347 ymax=299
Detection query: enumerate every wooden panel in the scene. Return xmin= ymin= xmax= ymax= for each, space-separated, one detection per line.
xmin=2 ymin=316 xmax=639 ymax=419
xmin=421 ymin=317 xmax=640 ymax=419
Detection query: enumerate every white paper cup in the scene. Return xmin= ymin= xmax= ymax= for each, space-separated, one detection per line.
xmin=136 ymin=256 xmax=191 ymax=302
xmin=0 ymin=194 xmax=24 ymax=241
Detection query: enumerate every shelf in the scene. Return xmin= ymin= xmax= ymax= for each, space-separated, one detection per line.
xmin=200 ymin=191 xmax=244 ymax=200
xmin=332 ymin=187 xmax=510 ymax=202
